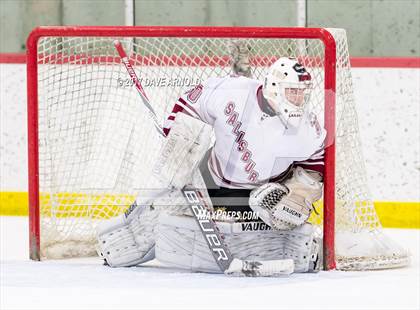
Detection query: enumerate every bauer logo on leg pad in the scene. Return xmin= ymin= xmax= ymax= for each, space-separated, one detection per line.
xmin=184 ymin=189 xmax=230 ymax=262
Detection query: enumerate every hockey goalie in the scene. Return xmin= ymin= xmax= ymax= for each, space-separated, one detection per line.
xmin=96 ymin=44 xmax=326 ymax=275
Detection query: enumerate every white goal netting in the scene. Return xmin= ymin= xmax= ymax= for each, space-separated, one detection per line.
xmin=31 ymin=28 xmax=409 ymax=270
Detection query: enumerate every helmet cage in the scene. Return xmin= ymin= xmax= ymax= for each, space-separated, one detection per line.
xmin=262 ymin=57 xmax=313 ymax=128
xmin=279 ymin=81 xmax=313 ymax=109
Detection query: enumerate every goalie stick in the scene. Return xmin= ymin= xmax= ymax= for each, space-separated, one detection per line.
xmin=114 ymin=40 xmax=165 ymax=137
xmin=114 ymin=40 xmax=294 ymax=276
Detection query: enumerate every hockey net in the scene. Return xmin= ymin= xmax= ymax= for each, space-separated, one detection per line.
xmin=27 ymin=26 xmax=409 ymax=270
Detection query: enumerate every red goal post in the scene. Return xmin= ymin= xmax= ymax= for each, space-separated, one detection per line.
xmin=26 ymin=26 xmax=341 ymax=270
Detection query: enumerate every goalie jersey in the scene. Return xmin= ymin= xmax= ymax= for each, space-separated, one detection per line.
xmin=163 ymin=76 xmax=326 ymax=189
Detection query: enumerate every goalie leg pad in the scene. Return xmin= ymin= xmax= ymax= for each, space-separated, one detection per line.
xmin=155 ymin=214 xmax=322 ymax=273
xmin=96 ymin=114 xmax=212 ymax=267
xmin=96 ymin=205 xmax=159 ymax=267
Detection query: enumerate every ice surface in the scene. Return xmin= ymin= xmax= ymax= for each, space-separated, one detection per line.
xmin=1 ymin=216 xmax=419 ymax=310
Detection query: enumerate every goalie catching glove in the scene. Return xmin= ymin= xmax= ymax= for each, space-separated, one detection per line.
xmin=249 ymin=167 xmax=323 ymax=230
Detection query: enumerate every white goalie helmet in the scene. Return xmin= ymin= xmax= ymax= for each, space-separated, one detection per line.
xmin=263 ymin=57 xmax=312 ymax=128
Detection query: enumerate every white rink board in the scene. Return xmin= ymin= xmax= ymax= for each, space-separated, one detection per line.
xmin=1 ymin=63 xmax=419 ymax=200
xmin=1 ymin=216 xmax=419 ymax=310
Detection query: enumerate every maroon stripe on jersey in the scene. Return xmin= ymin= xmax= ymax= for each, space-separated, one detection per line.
xmin=307 ymin=156 xmax=324 ymax=161
xmin=163 ymin=101 xmax=194 ymax=136
xmin=172 ymin=101 xmax=194 ymax=117
xmin=308 ymin=150 xmax=324 ymax=160
xmin=164 ymin=102 xmax=193 ymax=120
xmin=171 ymin=102 xmax=186 ymax=114
xmin=178 ymin=97 xmax=201 ymax=119
xmin=312 ymin=148 xmax=324 ymax=156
